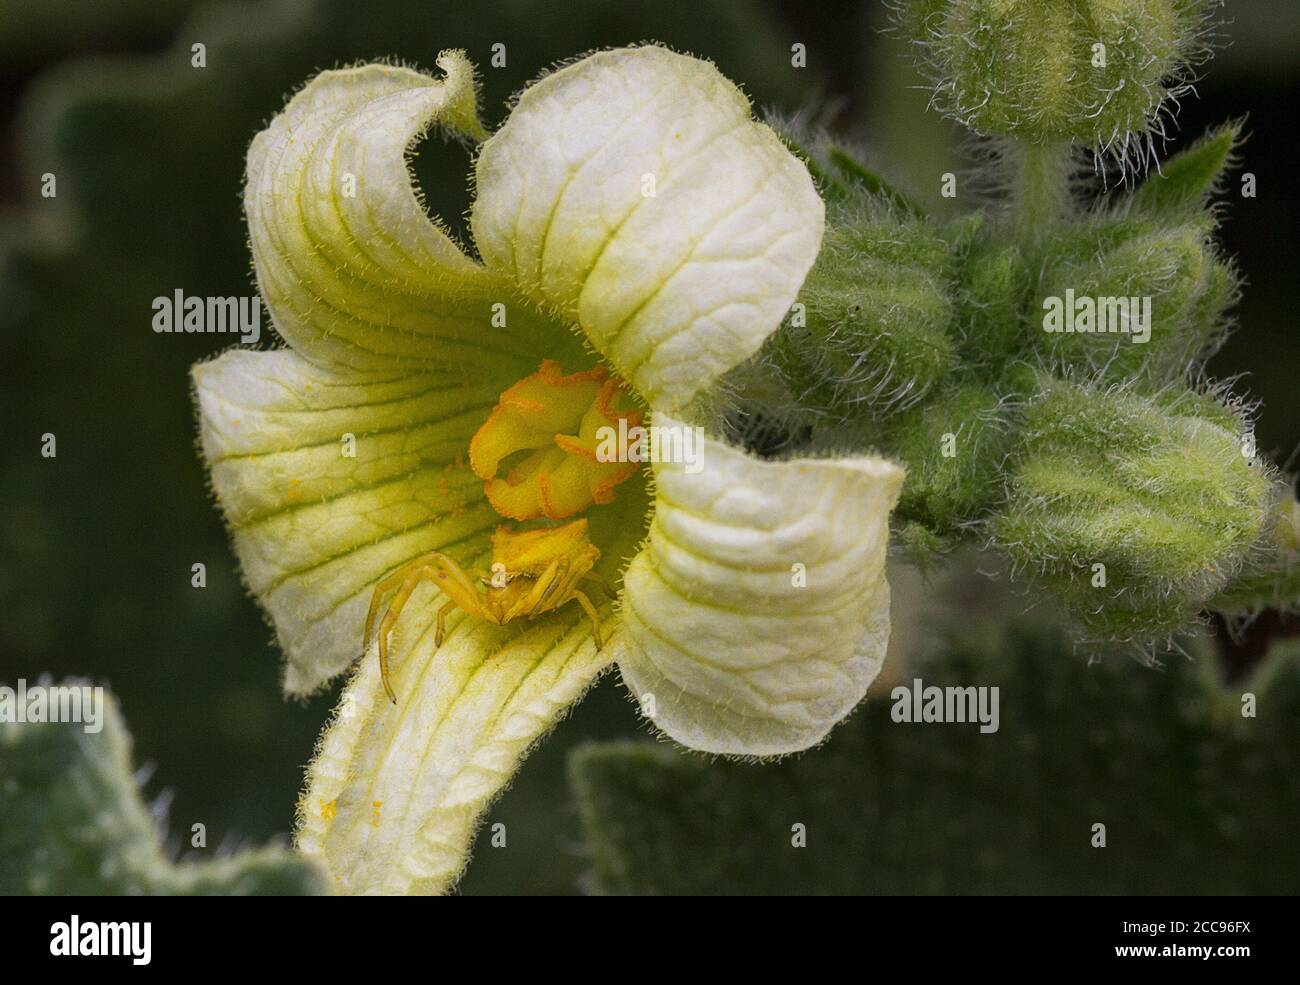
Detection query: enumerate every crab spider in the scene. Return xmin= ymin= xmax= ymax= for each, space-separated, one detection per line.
xmin=364 ymin=519 xmax=613 ymax=703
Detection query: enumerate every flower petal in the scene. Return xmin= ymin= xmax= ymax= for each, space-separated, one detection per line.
xmin=245 ymin=53 xmax=552 ymax=376
xmin=192 ymin=348 xmax=504 ymax=694
xmin=616 ymin=415 xmax=904 ymax=756
xmin=472 ymin=45 xmax=824 ymax=410
xmin=297 ymin=607 xmax=612 ymax=894
xmin=297 ymin=480 xmax=648 ymax=895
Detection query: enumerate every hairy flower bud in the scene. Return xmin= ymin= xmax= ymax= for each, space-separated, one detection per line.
xmin=898 ymin=0 xmax=1219 ymax=150
xmin=1033 ymin=215 xmax=1237 ymax=383
xmin=994 ymin=381 xmax=1271 ymax=642
xmin=958 ymin=238 xmax=1033 ymax=366
xmin=890 ymin=383 xmax=1016 ymax=531
xmin=769 ymin=198 xmax=958 ymax=420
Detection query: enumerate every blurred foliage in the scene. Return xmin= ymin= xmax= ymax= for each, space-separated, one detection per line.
xmin=0 ymin=0 xmax=1296 ymax=894
xmin=0 ymin=0 xmax=198 ymax=65
xmin=571 ymin=622 xmax=1300 ymax=894
xmin=0 ymin=682 xmax=329 ymax=894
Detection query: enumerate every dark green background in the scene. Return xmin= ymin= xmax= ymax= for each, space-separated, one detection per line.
xmin=1 ymin=0 xmax=1296 ymax=893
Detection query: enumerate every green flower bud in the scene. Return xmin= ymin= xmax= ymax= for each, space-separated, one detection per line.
xmin=958 ymin=238 xmax=1033 ymax=366
xmin=1209 ymin=484 xmax=1300 ymax=616
xmin=890 ymin=382 xmax=1017 ymax=531
xmin=769 ymin=196 xmax=958 ymax=421
xmin=1033 ymin=215 xmax=1237 ymax=383
xmin=994 ymin=381 xmax=1271 ymax=642
xmin=1279 ymin=494 xmax=1300 ymax=556
xmin=898 ymin=0 xmax=1219 ymax=148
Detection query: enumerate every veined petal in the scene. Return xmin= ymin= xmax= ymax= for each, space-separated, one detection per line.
xmin=472 ymin=45 xmax=824 ymax=410
xmin=298 ymin=606 xmax=613 ymax=895
xmin=616 ymin=415 xmax=904 ymax=756
xmin=297 ymin=479 xmax=649 ymax=895
xmin=192 ymin=349 xmax=504 ymax=694
xmin=246 ymin=53 xmax=551 ymax=377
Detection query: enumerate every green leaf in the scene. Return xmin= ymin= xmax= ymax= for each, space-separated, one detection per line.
xmin=824 ymin=147 xmax=927 ymax=216
xmin=0 ymin=682 xmax=330 ymax=895
xmin=571 ymin=622 xmax=1300 ymax=894
xmin=771 ymin=118 xmax=925 ymax=216
xmin=1131 ymin=121 xmax=1244 ymax=216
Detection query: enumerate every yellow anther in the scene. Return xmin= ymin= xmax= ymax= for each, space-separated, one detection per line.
xmin=469 ymin=360 xmax=643 ymax=521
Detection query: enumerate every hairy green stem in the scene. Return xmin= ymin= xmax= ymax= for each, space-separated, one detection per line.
xmin=1011 ymin=140 xmax=1072 ymax=242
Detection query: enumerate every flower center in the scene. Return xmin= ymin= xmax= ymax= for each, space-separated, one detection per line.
xmin=468 ymin=360 xmax=644 ymax=521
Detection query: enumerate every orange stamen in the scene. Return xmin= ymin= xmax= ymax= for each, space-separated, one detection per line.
xmin=469 ymin=360 xmax=644 ymax=521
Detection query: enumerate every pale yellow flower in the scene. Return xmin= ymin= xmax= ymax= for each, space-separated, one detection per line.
xmin=192 ymin=46 xmax=903 ymax=894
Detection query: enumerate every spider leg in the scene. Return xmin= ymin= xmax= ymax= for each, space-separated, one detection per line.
xmin=573 ymin=590 xmax=604 ymax=650
xmin=580 ymin=571 xmax=619 ymax=600
xmin=507 ymin=558 xmax=564 ymax=622
xmin=364 ymin=563 xmax=422 ymax=653
xmin=434 ymin=599 xmax=457 ymax=648
xmin=536 ymin=558 xmax=569 ymax=605
xmin=428 ymin=556 xmax=488 ymax=623
xmin=367 ymin=551 xmax=487 ymax=704
xmin=376 ymin=570 xmax=433 ymax=704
